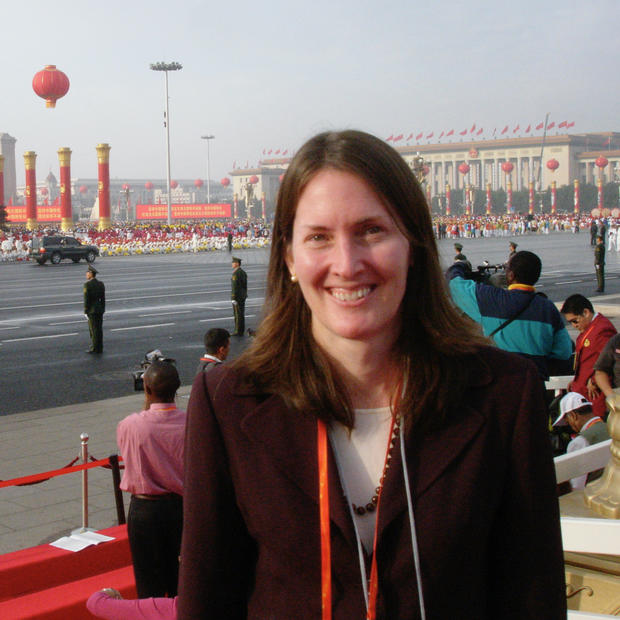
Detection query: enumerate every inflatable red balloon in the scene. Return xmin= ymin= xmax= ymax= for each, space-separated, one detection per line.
xmin=32 ymin=65 xmax=70 ymax=108
xmin=145 ymin=181 xmax=154 ymax=190
xmin=221 ymin=177 xmax=230 ymax=187
xmin=170 ymin=180 xmax=179 ymax=189
xmin=595 ymin=156 xmax=609 ymax=169
xmin=546 ymin=158 xmax=559 ymax=172
xmin=458 ymin=163 xmax=470 ymax=175
xmin=501 ymin=162 xmax=514 ymax=174
xmin=249 ymin=175 xmax=259 ymax=184
xmin=194 ymin=179 xmax=204 ymax=188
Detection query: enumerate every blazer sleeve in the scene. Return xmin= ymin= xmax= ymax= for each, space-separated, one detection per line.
xmin=177 ymin=372 xmax=255 ymax=619
xmin=487 ymin=363 xmax=567 ymax=617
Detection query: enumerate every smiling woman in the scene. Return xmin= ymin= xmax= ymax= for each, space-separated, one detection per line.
xmin=178 ymin=130 xmax=567 ymax=619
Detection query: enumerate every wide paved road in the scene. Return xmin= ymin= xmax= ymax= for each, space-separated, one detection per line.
xmin=1 ymin=232 xmax=619 ymax=415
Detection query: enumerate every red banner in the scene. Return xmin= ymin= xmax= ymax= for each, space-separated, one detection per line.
xmin=6 ymin=206 xmax=62 ymax=222
xmin=135 ymin=203 xmax=231 ymax=220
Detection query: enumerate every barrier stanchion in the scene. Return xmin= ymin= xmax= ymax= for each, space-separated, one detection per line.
xmin=73 ymin=432 xmax=95 ymax=534
xmin=109 ymin=454 xmax=126 ymax=525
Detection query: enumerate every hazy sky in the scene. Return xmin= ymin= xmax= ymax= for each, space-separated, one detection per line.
xmin=3 ymin=0 xmax=618 ymax=186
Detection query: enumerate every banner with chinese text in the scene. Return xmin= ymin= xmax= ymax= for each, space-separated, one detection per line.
xmin=136 ymin=203 xmax=231 ymax=220
xmin=6 ymin=206 xmax=62 ymax=222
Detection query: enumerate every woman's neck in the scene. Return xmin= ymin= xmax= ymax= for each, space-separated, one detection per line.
xmin=318 ymin=334 xmax=400 ymax=409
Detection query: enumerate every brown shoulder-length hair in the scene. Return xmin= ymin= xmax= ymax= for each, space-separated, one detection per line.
xmin=233 ymin=129 xmax=487 ymax=432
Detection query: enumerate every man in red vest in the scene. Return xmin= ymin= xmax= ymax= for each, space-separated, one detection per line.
xmin=561 ymin=294 xmax=616 ymax=418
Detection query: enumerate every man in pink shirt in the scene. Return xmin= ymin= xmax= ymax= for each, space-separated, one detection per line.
xmin=117 ymin=361 xmax=185 ymax=599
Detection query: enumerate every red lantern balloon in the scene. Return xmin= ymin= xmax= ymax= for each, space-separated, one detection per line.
xmin=249 ymin=175 xmax=259 ymax=184
xmin=122 ymin=183 xmax=130 ymax=190
xmin=546 ymin=158 xmax=559 ymax=172
xmin=595 ymin=156 xmax=609 ymax=169
xmin=501 ymin=161 xmax=514 ymax=174
xmin=458 ymin=163 xmax=470 ymax=175
xmin=40 ymin=188 xmax=48 ymax=196
xmin=194 ymin=179 xmax=204 ymax=188
xmin=144 ymin=181 xmax=154 ymax=190
xmin=170 ymin=180 xmax=179 ymax=189
xmin=221 ymin=177 xmax=230 ymax=187
xmin=79 ymin=185 xmax=88 ymax=194
xmin=32 ymin=65 xmax=70 ymax=108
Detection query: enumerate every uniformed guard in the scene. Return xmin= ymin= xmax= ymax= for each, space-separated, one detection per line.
xmin=595 ymin=235 xmax=605 ymax=293
xmin=231 ymin=257 xmax=247 ymax=336
xmin=84 ymin=265 xmax=105 ymax=353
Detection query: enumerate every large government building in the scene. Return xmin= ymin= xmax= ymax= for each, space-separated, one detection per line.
xmin=231 ymin=131 xmax=620 ymax=218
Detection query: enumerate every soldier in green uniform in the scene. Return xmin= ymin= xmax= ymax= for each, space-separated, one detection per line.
xmin=84 ymin=265 xmax=105 ymax=353
xmin=231 ymin=257 xmax=247 ymax=336
xmin=594 ymin=235 xmax=605 ymax=292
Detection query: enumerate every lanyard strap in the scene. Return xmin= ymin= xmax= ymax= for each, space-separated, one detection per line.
xmin=318 ymin=417 xmax=396 ymax=620
xmin=318 ymin=420 xmax=332 ymax=620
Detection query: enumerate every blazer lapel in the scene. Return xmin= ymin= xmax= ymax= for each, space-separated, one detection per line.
xmin=239 ymin=394 xmax=356 ymax=547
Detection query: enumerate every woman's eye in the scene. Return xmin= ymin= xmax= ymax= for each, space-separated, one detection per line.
xmin=364 ymin=226 xmax=383 ymax=236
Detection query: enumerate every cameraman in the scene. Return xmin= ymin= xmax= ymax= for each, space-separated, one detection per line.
xmin=446 ymin=250 xmax=572 ymax=380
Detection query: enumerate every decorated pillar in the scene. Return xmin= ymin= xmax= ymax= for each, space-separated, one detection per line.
xmin=261 ymin=191 xmax=266 ymax=221
xmin=465 ymin=184 xmax=471 ymax=216
xmin=445 ymin=183 xmax=451 ymax=215
xmin=551 ymin=181 xmax=557 ymax=214
xmin=0 ymin=154 xmax=4 ymax=206
xmin=57 ymin=147 xmax=73 ymax=231
xmin=574 ymin=179 xmax=580 ymax=214
xmin=485 ymin=182 xmax=492 ymax=215
xmin=528 ymin=181 xmax=534 ymax=215
xmin=24 ymin=151 xmax=37 ymax=230
xmin=96 ymin=143 xmax=111 ymax=230
xmin=233 ymin=193 xmax=239 ymax=218
xmin=507 ymin=181 xmax=513 ymax=214
xmin=597 ymin=177 xmax=604 ymax=211
xmin=426 ymin=183 xmax=431 ymax=206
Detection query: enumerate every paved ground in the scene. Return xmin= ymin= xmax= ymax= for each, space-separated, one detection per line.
xmin=2 ymin=234 xmax=620 ymax=556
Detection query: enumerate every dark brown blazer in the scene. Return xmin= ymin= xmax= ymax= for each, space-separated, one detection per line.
xmin=178 ymin=347 xmax=566 ymax=619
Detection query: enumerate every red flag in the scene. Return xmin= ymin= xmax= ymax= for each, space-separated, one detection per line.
xmin=275 ymin=149 xmax=280 ymax=154
xmin=476 ymin=128 xmax=483 ymax=135
xmin=459 ymin=129 xmax=467 ymax=136
xmin=426 ymin=131 xmax=434 ymax=139
xmin=603 ymin=137 xmax=612 ymax=146
xmin=558 ymin=121 xmax=567 ymax=128
xmin=547 ymin=122 xmax=555 ymax=130
xmin=394 ymin=134 xmax=403 ymax=142
xmin=470 ymin=123 xmax=476 ymax=133
xmin=446 ymin=129 xmax=454 ymax=136
xmin=513 ymin=125 xmax=520 ymax=133
xmin=416 ymin=132 xmax=423 ymax=140
xmin=268 ymin=149 xmax=272 ymax=154
xmin=386 ymin=134 xmax=393 ymax=141
xmin=406 ymin=133 xmax=413 ymax=141
xmin=501 ymin=126 xmax=508 ymax=134
xmin=525 ymin=125 xmax=531 ymax=133
xmin=535 ymin=122 xmax=544 ymax=130
xmin=282 ymin=149 xmax=288 ymax=155
xmin=567 ymin=121 xmax=575 ymax=128
xmin=439 ymin=131 xmax=445 ymax=139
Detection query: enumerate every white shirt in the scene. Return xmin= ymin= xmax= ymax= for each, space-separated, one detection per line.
xmin=330 ymin=407 xmax=393 ymax=552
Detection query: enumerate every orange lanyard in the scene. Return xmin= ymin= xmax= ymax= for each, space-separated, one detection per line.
xmin=317 ymin=417 xmax=396 ymax=620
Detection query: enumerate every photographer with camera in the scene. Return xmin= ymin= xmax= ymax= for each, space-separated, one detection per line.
xmin=446 ymin=250 xmax=573 ymax=380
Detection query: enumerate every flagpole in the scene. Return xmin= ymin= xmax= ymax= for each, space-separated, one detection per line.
xmin=536 ymin=113 xmax=550 ymax=212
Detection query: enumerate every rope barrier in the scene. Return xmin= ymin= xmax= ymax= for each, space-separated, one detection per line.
xmin=0 ymin=456 xmax=123 ymax=489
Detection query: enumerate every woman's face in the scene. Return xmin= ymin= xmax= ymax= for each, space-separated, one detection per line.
xmin=285 ymin=169 xmax=411 ymax=351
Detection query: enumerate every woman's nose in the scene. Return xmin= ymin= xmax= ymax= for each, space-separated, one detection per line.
xmin=331 ymin=236 xmax=361 ymax=278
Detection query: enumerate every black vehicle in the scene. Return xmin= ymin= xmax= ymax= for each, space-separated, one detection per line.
xmin=30 ymin=235 xmax=99 ymax=265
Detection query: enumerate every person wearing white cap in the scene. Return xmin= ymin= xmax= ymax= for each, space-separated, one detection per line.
xmin=553 ymin=392 xmax=610 ymax=489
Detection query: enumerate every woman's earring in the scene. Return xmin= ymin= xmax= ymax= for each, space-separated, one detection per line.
xmin=290 ymin=273 xmax=298 ymax=283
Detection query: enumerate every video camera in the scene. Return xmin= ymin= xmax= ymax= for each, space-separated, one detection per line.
xmin=131 ymin=349 xmax=176 ymax=391
xmin=468 ymin=260 xmax=506 ymax=285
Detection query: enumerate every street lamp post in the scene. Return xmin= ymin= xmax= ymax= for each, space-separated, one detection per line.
xmin=150 ymin=61 xmax=182 ymax=225
xmin=201 ymin=135 xmax=215 ymax=204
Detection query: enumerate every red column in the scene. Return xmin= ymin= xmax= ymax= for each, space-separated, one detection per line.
xmin=574 ymin=179 xmax=580 ymax=214
xmin=23 ymin=151 xmax=37 ymax=230
xmin=528 ymin=181 xmax=534 ymax=215
xmin=445 ymin=184 xmax=451 ymax=215
xmin=233 ymin=193 xmax=238 ymax=218
xmin=96 ymin=143 xmax=111 ymax=230
xmin=465 ymin=184 xmax=471 ymax=215
xmin=507 ymin=181 xmax=513 ymax=214
xmin=0 ymin=154 xmax=4 ymax=206
xmin=58 ymin=147 xmax=73 ymax=230
xmin=551 ymin=181 xmax=557 ymax=214
xmin=597 ymin=177 xmax=604 ymax=211
xmin=261 ymin=192 xmax=266 ymax=221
